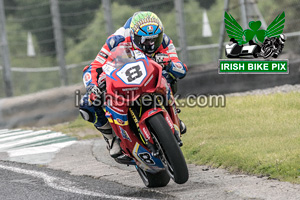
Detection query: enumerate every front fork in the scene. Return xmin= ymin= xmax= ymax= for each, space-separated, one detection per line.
xmin=129 ymin=107 xmax=159 ymax=156
xmin=129 ymin=96 xmax=183 ymax=157
xmin=156 ymin=95 xmax=183 ymax=147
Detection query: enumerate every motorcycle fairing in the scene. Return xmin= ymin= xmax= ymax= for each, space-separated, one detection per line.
xmin=132 ymin=142 xmax=165 ymax=173
xmin=106 ymin=58 xmax=160 ymax=103
xmin=115 ymin=60 xmax=148 ymax=85
xmin=103 ymin=46 xmax=184 ymax=176
xmin=138 ymin=108 xmax=175 ymax=145
xmin=105 ymin=105 xmax=129 ymax=126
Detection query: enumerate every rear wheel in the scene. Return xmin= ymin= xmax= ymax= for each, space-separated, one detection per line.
xmin=148 ymin=114 xmax=189 ymax=184
xmin=136 ymin=166 xmax=170 ymax=187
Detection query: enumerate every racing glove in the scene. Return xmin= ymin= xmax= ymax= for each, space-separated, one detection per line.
xmin=165 ymin=62 xmax=186 ymax=79
xmin=162 ymin=70 xmax=177 ymax=84
xmin=98 ymin=73 xmax=106 ymax=92
xmin=154 ymin=53 xmax=171 ymax=67
xmin=154 ymin=53 xmax=177 ymax=84
xmin=87 ymin=85 xmax=102 ymax=102
xmin=88 ymin=73 xmax=107 ymax=102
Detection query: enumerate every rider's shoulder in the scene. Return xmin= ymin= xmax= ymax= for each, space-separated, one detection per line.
xmin=105 ymin=17 xmax=134 ymax=50
xmin=106 ymin=34 xmax=125 ymax=50
xmin=106 ymin=28 xmax=131 ymax=50
xmin=162 ymin=33 xmax=172 ymax=49
xmin=123 ymin=17 xmax=132 ymax=29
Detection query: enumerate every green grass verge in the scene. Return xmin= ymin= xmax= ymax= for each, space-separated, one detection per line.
xmin=180 ymin=92 xmax=300 ymax=184
xmin=53 ymin=92 xmax=300 ymax=183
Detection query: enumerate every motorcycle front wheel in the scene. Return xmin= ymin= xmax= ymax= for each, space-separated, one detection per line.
xmin=136 ymin=166 xmax=170 ymax=187
xmin=147 ymin=113 xmax=189 ymax=184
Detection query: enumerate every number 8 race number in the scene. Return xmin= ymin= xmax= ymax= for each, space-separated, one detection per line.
xmin=125 ymin=65 xmax=143 ymax=82
xmin=116 ymin=61 xmax=147 ymax=85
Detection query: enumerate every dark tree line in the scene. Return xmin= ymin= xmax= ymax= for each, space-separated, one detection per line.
xmin=4 ymin=0 xmax=217 ymax=55
xmin=117 ymin=0 xmax=216 ymax=11
xmin=4 ymin=0 xmax=101 ymax=54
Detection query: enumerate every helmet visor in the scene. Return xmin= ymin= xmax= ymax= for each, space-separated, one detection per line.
xmin=133 ymin=33 xmax=163 ymax=54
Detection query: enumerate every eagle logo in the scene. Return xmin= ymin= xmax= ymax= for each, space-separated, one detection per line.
xmin=224 ymin=12 xmax=286 ymax=59
xmin=224 ymin=11 xmax=285 ymax=45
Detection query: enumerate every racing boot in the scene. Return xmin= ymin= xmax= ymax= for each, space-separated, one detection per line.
xmin=177 ymin=108 xmax=187 ymax=134
xmin=173 ymin=120 xmax=186 ymax=147
xmin=180 ymin=120 xmax=187 ymax=134
xmin=96 ymin=122 xmax=122 ymax=158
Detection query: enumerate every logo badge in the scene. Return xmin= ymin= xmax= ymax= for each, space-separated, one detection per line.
xmin=147 ymin=26 xmax=154 ymax=33
xmin=120 ymin=127 xmax=131 ymax=142
xmin=116 ymin=118 xmax=125 ymax=125
xmin=83 ymin=72 xmax=92 ymax=85
xmin=224 ymin=11 xmax=286 ymax=59
xmin=219 ymin=11 xmax=288 ymax=74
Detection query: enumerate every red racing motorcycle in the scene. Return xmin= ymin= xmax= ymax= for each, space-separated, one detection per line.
xmin=101 ymin=46 xmax=188 ymax=187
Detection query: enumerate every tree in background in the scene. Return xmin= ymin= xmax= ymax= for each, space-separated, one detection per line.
xmin=65 ymin=2 xmax=139 ymax=64
xmin=195 ymin=0 xmax=216 ymax=10
xmin=115 ymin=0 xmax=174 ymax=13
xmin=3 ymin=0 xmax=17 ymax=15
xmin=6 ymin=0 xmax=101 ymax=54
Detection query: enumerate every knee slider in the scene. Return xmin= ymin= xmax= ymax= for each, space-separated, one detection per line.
xmin=79 ymin=108 xmax=94 ymax=123
xmin=95 ymin=122 xmax=112 ymax=135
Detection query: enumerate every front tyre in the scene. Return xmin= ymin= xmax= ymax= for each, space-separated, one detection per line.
xmin=136 ymin=166 xmax=170 ymax=187
xmin=148 ymin=114 xmax=189 ymax=184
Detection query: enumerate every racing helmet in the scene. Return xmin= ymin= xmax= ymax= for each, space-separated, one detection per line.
xmin=130 ymin=11 xmax=164 ymax=54
xmin=279 ymin=34 xmax=286 ymax=44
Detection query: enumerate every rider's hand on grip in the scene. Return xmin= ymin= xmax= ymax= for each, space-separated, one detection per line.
xmin=98 ymin=73 xmax=106 ymax=92
xmin=154 ymin=53 xmax=171 ymax=67
xmin=162 ymin=70 xmax=176 ymax=84
xmin=88 ymin=85 xmax=102 ymax=102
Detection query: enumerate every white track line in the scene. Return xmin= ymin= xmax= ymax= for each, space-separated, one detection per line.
xmin=0 ymin=132 xmax=65 ymax=151
xmin=0 ymin=129 xmax=10 ymax=133
xmin=0 ymin=130 xmax=34 ymax=139
xmin=0 ymin=130 xmax=52 ymax=142
xmin=8 ymin=141 xmax=77 ymax=157
xmin=0 ymin=164 xmax=143 ymax=200
xmin=0 ymin=129 xmax=23 ymax=135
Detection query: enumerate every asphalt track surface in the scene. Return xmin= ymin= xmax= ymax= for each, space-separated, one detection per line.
xmin=0 ymin=161 xmax=169 ymax=200
xmin=0 ymin=130 xmax=300 ymax=200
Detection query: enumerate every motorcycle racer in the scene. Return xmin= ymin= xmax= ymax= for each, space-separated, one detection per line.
xmin=261 ymin=34 xmax=286 ymax=58
xmin=79 ymin=11 xmax=188 ymax=158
